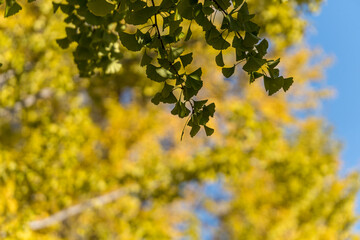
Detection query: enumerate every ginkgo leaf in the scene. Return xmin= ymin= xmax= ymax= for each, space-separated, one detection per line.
xmin=222 ymin=65 xmax=235 ymax=78
xmin=119 ymin=32 xmax=142 ymax=51
xmin=169 ymin=47 xmax=184 ymax=62
xmin=204 ymin=125 xmax=214 ymax=136
xmin=87 ymin=0 xmax=115 ymax=17
xmin=256 ymin=39 xmax=268 ymax=56
xmin=215 ymin=51 xmax=225 ymax=67
xmin=105 ymin=61 xmax=122 ymax=74
xmin=180 ymin=53 xmax=193 ymax=67
xmin=190 ymin=125 xmax=201 ymax=137
xmin=264 ymin=76 xmax=284 ymax=95
xmin=283 ymin=77 xmax=294 ymax=92
xmin=243 ymin=57 xmax=265 ymax=72
xmin=5 ymin=0 xmax=22 ymax=17
xmin=125 ymin=6 xmax=158 ymax=25
xmin=141 ymin=51 xmax=152 ymax=66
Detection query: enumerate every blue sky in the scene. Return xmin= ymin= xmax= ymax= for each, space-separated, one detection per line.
xmin=306 ymin=0 xmax=360 ymax=173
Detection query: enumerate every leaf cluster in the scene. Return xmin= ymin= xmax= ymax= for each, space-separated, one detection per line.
xmin=0 ymin=0 xmax=293 ymax=137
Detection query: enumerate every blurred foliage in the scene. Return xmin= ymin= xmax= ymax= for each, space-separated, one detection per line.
xmin=0 ymin=0 xmax=359 ymax=239
xmin=247 ymin=0 xmax=323 ymax=51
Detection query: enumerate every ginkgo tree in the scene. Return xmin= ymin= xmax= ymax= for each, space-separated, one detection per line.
xmin=0 ymin=0 xmax=293 ymax=137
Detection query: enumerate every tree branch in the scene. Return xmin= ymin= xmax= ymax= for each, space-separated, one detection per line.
xmin=28 ymin=189 xmax=127 ymax=230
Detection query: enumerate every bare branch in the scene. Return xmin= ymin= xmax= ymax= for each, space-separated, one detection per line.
xmin=28 ymin=189 xmax=127 ymax=230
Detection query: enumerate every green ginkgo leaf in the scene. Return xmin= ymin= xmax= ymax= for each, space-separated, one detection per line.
xmin=4 ymin=0 xmax=22 ymax=18
xmin=87 ymin=0 xmax=115 ymax=17
xmin=283 ymin=77 xmax=294 ymax=92
xmin=180 ymin=53 xmax=193 ymax=67
xmin=190 ymin=125 xmax=201 ymax=137
xmin=204 ymin=125 xmax=214 ymax=136
xmin=140 ymin=51 xmax=152 ymax=66
xmin=222 ymin=65 xmax=235 ymax=78
xmin=215 ymin=51 xmax=225 ymax=67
